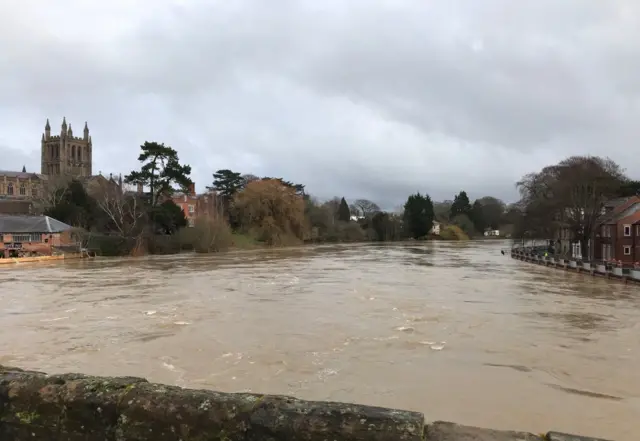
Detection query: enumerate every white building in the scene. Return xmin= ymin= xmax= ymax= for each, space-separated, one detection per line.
xmin=430 ymin=221 xmax=441 ymax=235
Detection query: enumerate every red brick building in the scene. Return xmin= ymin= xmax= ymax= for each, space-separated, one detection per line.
xmin=0 ymin=215 xmax=75 ymax=258
xmin=592 ymin=196 xmax=640 ymax=264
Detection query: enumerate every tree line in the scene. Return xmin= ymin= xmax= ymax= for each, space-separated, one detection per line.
xmin=41 ymin=140 xmax=531 ymax=256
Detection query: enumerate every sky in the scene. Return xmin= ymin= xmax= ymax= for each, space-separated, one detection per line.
xmin=1 ymin=0 xmax=639 ymax=209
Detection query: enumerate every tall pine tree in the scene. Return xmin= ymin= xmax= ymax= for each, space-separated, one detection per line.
xmin=450 ymin=191 xmax=472 ymax=218
xmin=338 ymin=197 xmax=351 ymax=222
xmin=403 ymin=193 xmax=435 ymax=239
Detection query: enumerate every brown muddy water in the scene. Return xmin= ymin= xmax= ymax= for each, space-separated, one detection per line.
xmin=1 ymin=241 xmax=638 ymax=440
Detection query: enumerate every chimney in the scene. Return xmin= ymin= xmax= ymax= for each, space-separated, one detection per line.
xmin=189 ymin=182 xmax=196 ymax=196
xmin=137 ymin=183 xmax=143 ymax=194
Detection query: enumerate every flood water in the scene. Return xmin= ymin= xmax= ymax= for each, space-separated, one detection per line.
xmin=1 ymin=241 xmax=639 ymax=440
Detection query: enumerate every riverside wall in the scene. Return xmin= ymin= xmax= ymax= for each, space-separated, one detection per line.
xmin=511 ymin=249 xmax=640 ymax=285
xmin=0 ymin=365 xmax=612 ymax=441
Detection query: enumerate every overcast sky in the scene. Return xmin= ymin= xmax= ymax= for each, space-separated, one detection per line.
xmin=1 ymin=1 xmax=639 ymax=208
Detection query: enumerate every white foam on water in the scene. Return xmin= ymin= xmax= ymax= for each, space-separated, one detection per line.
xmin=395 ymin=326 xmax=415 ymax=333
xmin=162 ymin=362 xmax=176 ymax=371
xmin=40 ymin=317 xmax=69 ymax=322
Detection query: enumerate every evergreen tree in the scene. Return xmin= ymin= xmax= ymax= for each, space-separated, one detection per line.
xmin=338 ymin=197 xmax=351 ymax=222
xmin=44 ymin=179 xmax=97 ymax=230
xmin=209 ymin=169 xmax=244 ymax=200
xmin=450 ymin=191 xmax=472 ymax=218
xmin=470 ymin=200 xmax=486 ymax=233
xmin=150 ymin=200 xmax=188 ymax=234
xmin=403 ymin=193 xmax=435 ymax=239
xmin=125 ymin=141 xmax=192 ymax=206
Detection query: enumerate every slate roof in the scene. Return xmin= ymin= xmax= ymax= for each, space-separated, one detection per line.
xmin=0 ymin=170 xmax=46 ymax=180
xmin=0 ymin=215 xmax=72 ymax=233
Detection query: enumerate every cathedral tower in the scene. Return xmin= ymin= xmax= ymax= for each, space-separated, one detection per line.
xmin=41 ymin=118 xmax=93 ymax=177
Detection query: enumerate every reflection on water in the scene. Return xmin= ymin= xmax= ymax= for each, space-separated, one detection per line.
xmin=1 ymin=240 xmax=639 ymax=440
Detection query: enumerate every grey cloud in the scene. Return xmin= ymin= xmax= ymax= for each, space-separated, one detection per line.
xmin=1 ymin=0 xmax=639 ymax=208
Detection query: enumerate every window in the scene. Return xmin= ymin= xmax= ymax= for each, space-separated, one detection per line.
xmin=11 ymin=233 xmax=41 ymax=242
xmin=7 ymin=183 xmax=13 ymax=195
xmin=623 ymin=245 xmax=632 ymax=256
xmin=624 ymin=225 xmax=631 ymax=236
xmin=32 ymin=187 xmax=37 ymax=197
xmin=19 ymin=183 xmax=26 ymax=196
xmin=188 ymin=204 xmax=195 ymax=214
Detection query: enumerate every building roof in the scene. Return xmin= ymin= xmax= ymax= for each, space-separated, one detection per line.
xmin=0 ymin=170 xmax=45 ymax=180
xmin=597 ymin=196 xmax=640 ymax=224
xmin=0 ymin=215 xmax=71 ymax=233
xmin=602 ymin=202 xmax=640 ymax=224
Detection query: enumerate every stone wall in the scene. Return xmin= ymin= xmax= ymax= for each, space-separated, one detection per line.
xmin=0 ymin=365 xmax=612 ymax=441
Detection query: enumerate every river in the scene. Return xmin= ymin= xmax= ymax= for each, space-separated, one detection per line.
xmin=1 ymin=240 xmax=638 ymax=440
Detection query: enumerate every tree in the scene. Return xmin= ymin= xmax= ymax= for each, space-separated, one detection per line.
xmin=149 ymin=200 xmax=188 ymax=235
xmin=232 ymin=179 xmax=307 ymax=245
xmin=125 ymin=142 xmax=193 ymax=207
xmin=371 ymin=211 xmax=402 ymax=241
xmin=476 ymin=196 xmax=506 ymax=230
xmin=433 ymin=201 xmax=452 ymax=222
xmin=451 ymin=214 xmax=475 ymax=237
xmin=94 ymin=181 xmax=145 ymax=236
xmin=34 ymin=173 xmax=74 ymax=212
xmin=517 ymin=156 xmax=626 ymax=259
xmin=403 ymin=193 xmax=435 ymax=239
xmin=209 ymin=169 xmax=244 ymax=200
xmin=470 ymin=200 xmax=486 ymax=233
xmin=352 ymin=199 xmax=381 ymax=219
xmin=338 ymin=197 xmax=351 ymax=222
xmin=261 ymin=177 xmax=306 ymax=196
xmin=44 ymin=179 xmax=97 ymax=230
xmin=241 ymin=174 xmax=260 ymax=187
xmin=617 ymin=180 xmax=640 ymax=197
xmin=450 ymin=191 xmax=472 ymax=218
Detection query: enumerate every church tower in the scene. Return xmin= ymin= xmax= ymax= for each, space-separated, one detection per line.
xmin=41 ymin=118 xmax=93 ymax=177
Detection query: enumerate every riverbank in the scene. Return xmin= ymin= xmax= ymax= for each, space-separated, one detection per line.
xmin=511 ymin=248 xmax=640 ymax=284
xmin=0 ymin=252 xmax=88 ymax=266
xmin=0 ymin=365 xmax=611 ymax=441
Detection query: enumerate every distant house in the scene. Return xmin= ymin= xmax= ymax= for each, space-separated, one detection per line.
xmin=484 ymin=229 xmax=500 ymax=237
xmin=170 ymin=183 xmax=198 ymax=227
xmin=0 ymin=215 xmax=74 ymax=258
xmin=430 ymin=221 xmax=441 ymax=235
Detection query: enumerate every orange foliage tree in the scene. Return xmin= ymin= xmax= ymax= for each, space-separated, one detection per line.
xmin=232 ymin=178 xmax=308 ymax=245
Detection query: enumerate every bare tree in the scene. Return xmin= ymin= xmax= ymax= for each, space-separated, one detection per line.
xmin=33 ymin=174 xmax=74 ymax=211
xmin=353 ymin=199 xmax=381 ymax=219
xmin=517 ymin=156 xmax=626 ymax=259
xmin=94 ymin=180 xmax=145 ymax=236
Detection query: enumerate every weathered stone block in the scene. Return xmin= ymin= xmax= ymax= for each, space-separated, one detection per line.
xmin=546 ymin=432 xmax=613 ymax=441
xmin=0 ymin=365 xmax=424 ymax=441
xmin=425 ymin=421 xmax=541 ymax=440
